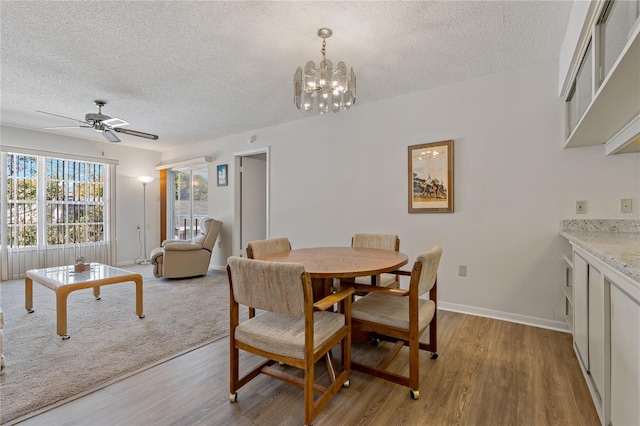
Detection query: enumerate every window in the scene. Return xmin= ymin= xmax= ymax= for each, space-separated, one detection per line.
xmin=1 ymin=150 xmax=115 ymax=280
xmin=6 ymin=154 xmax=38 ymax=248
xmin=45 ymin=158 xmax=105 ymax=245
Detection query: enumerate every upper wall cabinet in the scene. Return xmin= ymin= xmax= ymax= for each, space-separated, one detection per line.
xmin=561 ymin=0 xmax=640 ymax=155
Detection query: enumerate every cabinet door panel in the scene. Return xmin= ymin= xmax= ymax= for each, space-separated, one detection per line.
xmin=610 ymin=284 xmax=640 ymax=426
xmin=588 ymin=265 xmax=604 ymax=399
xmin=574 ymin=253 xmax=589 ymax=368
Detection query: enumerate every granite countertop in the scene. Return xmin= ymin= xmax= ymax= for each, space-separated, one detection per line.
xmin=560 ymin=220 xmax=640 ymax=285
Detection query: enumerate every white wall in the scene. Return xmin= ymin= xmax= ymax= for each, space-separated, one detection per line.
xmin=3 ymin=59 xmax=637 ymax=327
xmin=0 ymin=126 xmax=162 ymax=265
xmin=161 ymin=58 xmax=640 ymax=329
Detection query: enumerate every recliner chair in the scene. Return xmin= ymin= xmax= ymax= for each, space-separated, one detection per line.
xmin=150 ymin=217 xmax=222 ymax=279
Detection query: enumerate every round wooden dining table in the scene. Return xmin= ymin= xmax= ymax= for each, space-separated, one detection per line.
xmin=257 ymin=246 xmax=409 ymax=301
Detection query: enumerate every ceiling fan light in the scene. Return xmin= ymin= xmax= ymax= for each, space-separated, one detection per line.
xmin=102 ymin=117 xmax=129 ymax=128
xmin=102 ymin=130 xmax=121 ymax=143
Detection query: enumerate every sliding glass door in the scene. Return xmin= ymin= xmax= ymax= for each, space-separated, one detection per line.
xmin=170 ymin=167 xmax=208 ymax=240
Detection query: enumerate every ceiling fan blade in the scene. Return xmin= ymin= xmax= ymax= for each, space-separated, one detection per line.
xmin=102 ymin=130 xmax=121 ymax=143
xmin=36 ymin=110 xmax=89 ymax=125
xmin=113 ymin=127 xmax=159 ymax=140
xmin=44 ymin=125 xmax=92 ymax=129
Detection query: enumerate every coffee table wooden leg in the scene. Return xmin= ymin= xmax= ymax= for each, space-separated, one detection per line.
xmin=56 ymin=289 xmax=71 ymax=339
xmin=93 ymin=286 xmax=101 ymax=300
xmin=135 ymin=277 xmax=145 ymax=319
xmin=25 ymin=277 xmax=34 ymax=313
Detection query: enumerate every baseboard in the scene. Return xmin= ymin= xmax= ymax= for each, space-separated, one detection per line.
xmin=111 ymin=261 xmax=569 ymax=333
xmin=438 ymin=301 xmax=570 ymax=333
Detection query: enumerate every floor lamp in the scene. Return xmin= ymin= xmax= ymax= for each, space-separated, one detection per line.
xmin=136 ymin=175 xmax=155 ymax=265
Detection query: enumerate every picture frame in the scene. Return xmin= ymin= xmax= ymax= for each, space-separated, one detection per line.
xmin=408 ymin=140 xmax=454 ymax=213
xmin=217 ymin=164 xmax=228 ymax=187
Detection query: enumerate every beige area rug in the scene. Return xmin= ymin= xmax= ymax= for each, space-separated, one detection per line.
xmin=0 ymin=265 xmax=232 ymax=424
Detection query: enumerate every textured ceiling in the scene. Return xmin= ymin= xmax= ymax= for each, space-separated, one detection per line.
xmin=0 ymin=1 xmax=572 ymax=152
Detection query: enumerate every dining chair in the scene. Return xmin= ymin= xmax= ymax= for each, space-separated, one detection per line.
xmin=227 ymin=256 xmax=354 ymax=426
xmin=246 ymin=237 xmax=292 ymax=317
xmin=246 ymin=237 xmax=291 ymax=259
xmin=339 ymin=246 xmax=442 ymax=400
xmin=343 ymin=233 xmax=400 ymax=291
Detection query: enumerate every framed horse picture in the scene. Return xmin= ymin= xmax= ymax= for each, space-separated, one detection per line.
xmin=408 ymin=140 xmax=454 ymax=213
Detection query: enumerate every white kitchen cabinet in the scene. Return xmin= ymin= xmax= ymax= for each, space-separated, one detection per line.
xmin=572 ymin=249 xmax=606 ymax=417
xmin=569 ymin=244 xmax=640 ymax=426
xmin=587 ymin=263 xmax=605 ymax=404
xmin=610 ymin=281 xmax=640 ymax=426
xmin=574 ymin=252 xmax=590 ymax=369
xmin=561 ymin=0 xmax=640 ymax=154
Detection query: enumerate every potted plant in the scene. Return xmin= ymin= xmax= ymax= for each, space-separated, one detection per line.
xmin=74 ymin=256 xmax=89 ymax=272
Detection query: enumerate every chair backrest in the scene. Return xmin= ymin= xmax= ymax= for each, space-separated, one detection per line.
xmin=246 ymin=237 xmax=292 ymax=259
xmin=352 ymin=233 xmax=399 ymax=251
xmin=413 ymin=246 xmax=443 ymax=295
xmin=192 ymin=218 xmax=223 ymax=251
xmin=227 ymin=256 xmax=307 ymax=315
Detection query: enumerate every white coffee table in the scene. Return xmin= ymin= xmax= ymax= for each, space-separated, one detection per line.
xmin=25 ymin=263 xmax=144 ymax=339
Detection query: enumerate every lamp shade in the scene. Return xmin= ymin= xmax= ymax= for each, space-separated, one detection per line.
xmin=138 ymin=176 xmax=155 ymax=184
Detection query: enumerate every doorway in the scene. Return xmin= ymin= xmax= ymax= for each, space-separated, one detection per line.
xmin=233 ymin=147 xmax=269 ymax=257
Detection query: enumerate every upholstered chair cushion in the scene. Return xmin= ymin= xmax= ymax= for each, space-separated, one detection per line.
xmin=351 ymin=293 xmax=435 ymax=331
xmin=235 ymin=311 xmax=345 ymax=359
xmin=247 ymin=237 xmax=291 ymax=259
xmin=352 ymin=233 xmax=398 ymax=250
xmin=417 ymin=247 xmax=442 ymax=295
xmin=192 ymin=234 xmax=206 ymax=246
xmin=350 ymin=233 xmax=400 ymax=288
xmin=227 ymin=257 xmax=305 ymax=314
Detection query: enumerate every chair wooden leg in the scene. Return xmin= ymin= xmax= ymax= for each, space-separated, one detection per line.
xmin=409 ymin=336 xmax=419 ymax=394
xmin=304 ymin=354 xmax=315 ymax=426
xmin=230 ymin=344 xmax=239 ymax=399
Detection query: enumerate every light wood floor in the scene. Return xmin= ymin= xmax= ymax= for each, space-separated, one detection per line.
xmin=16 ymin=310 xmax=599 ymax=425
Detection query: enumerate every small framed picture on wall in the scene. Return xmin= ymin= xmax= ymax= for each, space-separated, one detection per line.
xmin=217 ymin=164 xmax=228 ymax=187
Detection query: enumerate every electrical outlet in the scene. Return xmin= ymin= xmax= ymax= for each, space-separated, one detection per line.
xmin=136 ymin=225 xmax=141 ymax=231
xmin=458 ymin=265 xmax=467 ymax=277
xmin=576 ymin=200 xmax=586 ymax=214
xmin=621 ymin=199 xmax=632 ymax=213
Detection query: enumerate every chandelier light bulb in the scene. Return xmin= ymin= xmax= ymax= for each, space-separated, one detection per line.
xmin=294 ymin=27 xmax=356 ymax=114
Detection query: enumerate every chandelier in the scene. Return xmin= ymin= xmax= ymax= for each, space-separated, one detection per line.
xmin=294 ymin=28 xmax=356 ymax=114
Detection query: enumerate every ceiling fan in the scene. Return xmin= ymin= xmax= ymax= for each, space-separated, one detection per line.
xmin=36 ymin=100 xmax=159 ymax=143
